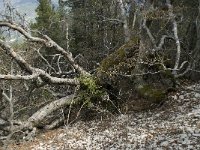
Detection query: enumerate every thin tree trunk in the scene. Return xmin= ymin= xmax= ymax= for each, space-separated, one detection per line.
xmin=118 ymin=0 xmax=131 ymax=42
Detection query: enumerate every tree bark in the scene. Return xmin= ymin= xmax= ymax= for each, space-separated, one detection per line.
xmin=118 ymin=0 xmax=131 ymax=42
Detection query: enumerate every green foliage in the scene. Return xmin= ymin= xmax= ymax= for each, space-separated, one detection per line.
xmin=79 ymin=75 xmax=100 ymax=95
xmin=77 ymin=75 xmax=104 ymax=107
xmin=32 ymin=0 xmax=55 ymax=31
xmin=31 ymin=0 xmax=66 ymax=47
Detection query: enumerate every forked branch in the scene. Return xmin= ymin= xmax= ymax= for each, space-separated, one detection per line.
xmin=0 ymin=21 xmax=90 ymax=75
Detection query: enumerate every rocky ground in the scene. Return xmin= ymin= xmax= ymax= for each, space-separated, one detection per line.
xmin=6 ymin=82 xmax=200 ymax=150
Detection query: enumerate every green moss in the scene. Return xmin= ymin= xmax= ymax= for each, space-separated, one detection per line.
xmin=100 ymin=48 xmax=126 ymax=71
xmin=99 ymin=38 xmax=139 ymax=72
xmin=136 ymin=84 xmax=166 ymax=103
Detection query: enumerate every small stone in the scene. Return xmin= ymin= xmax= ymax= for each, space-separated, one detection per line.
xmin=160 ymin=141 xmax=169 ymax=147
xmin=173 ymin=95 xmax=178 ymax=100
xmin=197 ymin=121 xmax=200 ymax=129
xmin=188 ymin=145 xmax=194 ymax=149
xmin=194 ymin=128 xmax=200 ymax=133
xmin=155 ymin=114 xmax=160 ymax=117
xmin=57 ymin=133 xmax=66 ymax=140
xmin=104 ymin=129 xmax=109 ymax=134
xmin=158 ymin=136 xmax=164 ymax=141
xmin=179 ymin=95 xmax=184 ymax=100
xmin=180 ymin=134 xmax=187 ymax=140
xmin=181 ymin=137 xmax=190 ymax=144
xmin=193 ymin=133 xmax=200 ymax=137
xmin=0 ymin=118 xmax=7 ymax=125
xmin=195 ymin=93 xmax=200 ymax=98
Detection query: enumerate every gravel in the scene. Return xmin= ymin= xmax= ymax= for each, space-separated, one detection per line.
xmin=9 ymin=83 xmax=200 ymax=150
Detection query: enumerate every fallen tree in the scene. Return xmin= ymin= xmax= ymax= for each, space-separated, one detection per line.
xmin=0 ymin=0 xmax=200 ymax=147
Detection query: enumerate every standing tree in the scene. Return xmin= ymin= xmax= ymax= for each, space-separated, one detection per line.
xmin=32 ymin=0 xmax=55 ymax=34
xmin=31 ymin=0 xmax=69 ymax=74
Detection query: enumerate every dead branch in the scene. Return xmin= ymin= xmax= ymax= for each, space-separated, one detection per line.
xmin=166 ymin=0 xmax=181 ymax=75
xmin=1 ymin=94 xmax=79 ymax=134
xmin=0 ymin=39 xmax=79 ymax=85
xmin=28 ymin=94 xmax=78 ymax=127
xmin=0 ymin=21 xmax=90 ymax=75
xmin=0 ymin=74 xmax=39 ymax=80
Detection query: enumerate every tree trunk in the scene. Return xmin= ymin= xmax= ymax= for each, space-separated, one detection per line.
xmin=118 ymin=0 xmax=131 ymax=42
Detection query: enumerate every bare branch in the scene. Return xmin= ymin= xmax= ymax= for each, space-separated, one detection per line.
xmin=0 ymin=21 xmax=89 ymax=75
xmin=142 ymin=19 xmax=172 ymax=52
xmin=0 ymin=74 xmax=39 ymax=80
xmin=142 ymin=18 xmax=156 ymax=47
xmin=166 ymin=0 xmax=181 ymax=75
xmin=35 ymin=47 xmax=56 ymax=73
xmin=0 ymin=21 xmax=45 ymax=43
xmin=0 ymin=39 xmax=79 ymax=85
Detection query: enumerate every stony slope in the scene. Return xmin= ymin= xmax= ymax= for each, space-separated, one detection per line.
xmin=8 ymin=82 xmax=200 ymax=150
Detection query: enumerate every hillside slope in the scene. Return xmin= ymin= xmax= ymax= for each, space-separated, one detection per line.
xmin=7 ymin=82 xmax=200 ymax=149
